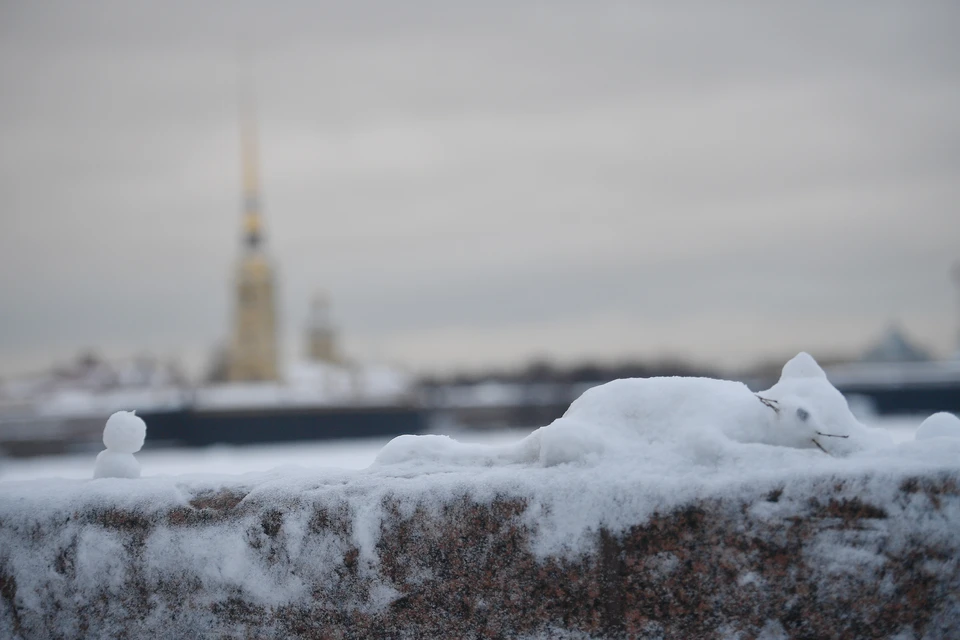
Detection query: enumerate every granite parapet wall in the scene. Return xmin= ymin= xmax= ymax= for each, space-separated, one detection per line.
xmin=2 ymin=473 xmax=959 ymax=639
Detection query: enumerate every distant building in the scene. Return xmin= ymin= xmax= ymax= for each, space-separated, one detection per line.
xmin=306 ymin=294 xmax=340 ymax=364
xmin=860 ymin=325 xmax=932 ymax=364
xmin=224 ymin=97 xmax=279 ymax=382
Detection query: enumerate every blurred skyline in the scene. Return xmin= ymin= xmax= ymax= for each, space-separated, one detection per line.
xmin=1 ymin=1 xmax=959 ymax=378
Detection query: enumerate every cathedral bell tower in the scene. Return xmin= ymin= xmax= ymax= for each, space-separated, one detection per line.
xmin=225 ymin=84 xmax=279 ymax=382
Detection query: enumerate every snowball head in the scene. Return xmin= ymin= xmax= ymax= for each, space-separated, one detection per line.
xmin=103 ymin=410 xmax=147 ymax=453
xmin=93 ymin=450 xmax=141 ymax=479
xmin=916 ymin=412 xmax=960 ymax=441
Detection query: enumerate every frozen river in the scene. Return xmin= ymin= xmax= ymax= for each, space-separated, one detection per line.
xmin=0 ymin=417 xmax=924 ymax=482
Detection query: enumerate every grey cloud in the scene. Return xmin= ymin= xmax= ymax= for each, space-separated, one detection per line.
xmin=1 ymin=1 xmax=958 ymax=375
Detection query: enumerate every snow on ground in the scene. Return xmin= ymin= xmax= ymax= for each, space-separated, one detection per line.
xmin=0 ymin=429 xmax=533 ymax=481
xmin=0 ymin=420 xmax=922 ymax=483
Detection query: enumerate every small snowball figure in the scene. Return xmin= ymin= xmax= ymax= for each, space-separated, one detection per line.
xmin=93 ymin=410 xmax=146 ymax=479
xmin=916 ymin=412 xmax=960 ymax=441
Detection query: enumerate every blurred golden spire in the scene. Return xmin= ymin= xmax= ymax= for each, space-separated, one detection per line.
xmin=224 ymin=53 xmax=279 ymax=382
xmin=239 ymin=58 xmax=263 ymax=249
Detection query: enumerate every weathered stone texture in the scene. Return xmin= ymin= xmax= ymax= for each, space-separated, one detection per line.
xmin=2 ymin=474 xmax=958 ymax=639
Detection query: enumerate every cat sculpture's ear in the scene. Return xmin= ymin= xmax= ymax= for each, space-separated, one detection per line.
xmin=780 ymin=352 xmax=827 ymax=381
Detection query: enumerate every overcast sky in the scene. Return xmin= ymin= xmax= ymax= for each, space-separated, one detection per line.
xmin=1 ymin=1 xmax=958 ymax=377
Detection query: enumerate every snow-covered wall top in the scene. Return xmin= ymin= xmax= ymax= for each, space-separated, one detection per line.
xmin=2 ymin=354 xmax=959 ymax=638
